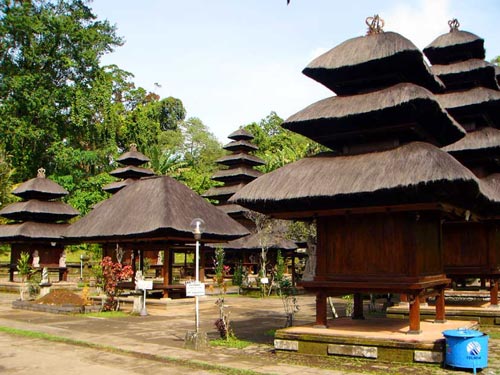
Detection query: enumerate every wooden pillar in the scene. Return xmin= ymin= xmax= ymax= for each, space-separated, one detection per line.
xmin=200 ymin=244 xmax=205 ymax=282
xmin=9 ymin=248 xmax=14 ymax=282
xmin=139 ymin=250 xmax=144 ymax=273
xmin=315 ymin=291 xmax=328 ymax=328
xmin=491 ymin=279 xmax=499 ymax=306
xmin=352 ymin=293 xmax=365 ymax=320
xmin=408 ymin=293 xmax=421 ymax=334
xmin=162 ymin=250 xmax=170 ymax=298
xmin=435 ymin=287 xmax=446 ymax=323
xmin=291 ymin=253 xmax=296 ymax=286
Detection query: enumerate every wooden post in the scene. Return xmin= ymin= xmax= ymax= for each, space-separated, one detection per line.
xmin=162 ymin=249 xmax=170 ymax=298
xmin=491 ymin=278 xmax=499 ymax=306
xmin=408 ymin=293 xmax=421 ymax=334
xmin=435 ymin=287 xmax=446 ymax=323
xmin=352 ymin=293 xmax=365 ymax=320
xmin=315 ymin=291 xmax=328 ymax=328
xmin=200 ymin=243 xmax=205 ymax=282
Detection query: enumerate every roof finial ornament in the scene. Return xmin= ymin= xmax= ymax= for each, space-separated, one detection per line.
xmin=448 ymin=18 xmax=460 ymax=32
xmin=129 ymin=143 xmax=138 ymax=152
xmin=366 ymin=15 xmax=384 ymax=35
xmin=37 ymin=167 xmax=46 ymax=178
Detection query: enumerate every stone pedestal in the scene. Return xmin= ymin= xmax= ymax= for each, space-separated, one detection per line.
xmin=184 ymin=331 xmax=208 ymax=350
xmin=39 ymin=283 xmax=52 ymax=297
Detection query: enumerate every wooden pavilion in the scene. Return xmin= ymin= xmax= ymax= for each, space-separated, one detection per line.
xmin=64 ymin=175 xmax=249 ymax=295
xmin=231 ymin=17 xmax=500 ymax=333
xmin=0 ymin=168 xmax=79 ymax=281
xmin=424 ymin=20 xmax=500 ymax=306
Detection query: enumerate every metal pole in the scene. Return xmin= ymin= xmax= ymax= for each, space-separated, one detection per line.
xmin=195 ymin=239 xmax=200 ymax=333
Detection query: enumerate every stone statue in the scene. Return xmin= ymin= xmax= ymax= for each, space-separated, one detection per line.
xmin=59 ymin=250 xmax=67 ymax=268
xmin=302 ymin=243 xmax=317 ymax=281
xmin=157 ymin=251 xmax=164 ymax=265
xmin=41 ymin=267 xmax=49 ymax=284
xmin=134 ymin=270 xmax=144 ymax=290
xmin=32 ymin=250 xmax=40 ymax=268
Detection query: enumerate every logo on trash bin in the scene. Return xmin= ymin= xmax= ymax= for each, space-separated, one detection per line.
xmin=466 ymin=341 xmax=481 ymax=358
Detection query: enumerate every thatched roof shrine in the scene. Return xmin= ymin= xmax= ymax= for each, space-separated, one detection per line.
xmin=423 ymin=20 xmax=485 ymax=65
xmin=210 ymin=232 xmax=297 ymax=251
xmin=231 ymin=142 xmax=499 ymax=218
xmin=211 ymin=167 xmax=262 ymax=183
xmin=431 ymin=59 xmax=500 ymax=91
xmin=12 ymin=174 xmax=68 ymax=200
xmin=228 ymin=128 xmax=254 ymax=140
xmin=223 ymin=139 xmax=258 ymax=152
xmin=0 ymin=222 xmax=70 ymax=242
xmin=283 ymin=82 xmax=465 ymax=151
xmin=116 ymin=144 xmax=150 ymax=166
xmin=437 ymin=87 xmax=500 ymax=129
xmin=103 ymin=144 xmax=155 ymax=194
xmin=65 ymin=175 xmax=249 ymax=243
xmin=216 ymin=153 xmax=265 ymax=167
xmin=303 ymin=31 xmax=444 ymax=95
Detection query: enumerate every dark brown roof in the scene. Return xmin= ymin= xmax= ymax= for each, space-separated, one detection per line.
xmin=223 ymin=140 xmax=258 ymax=152
xmin=230 ymin=142 xmax=499 ymax=217
xmin=209 ymin=232 xmax=297 ymax=251
xmin=437 ymin=87 xmax=500 ymax=128
xmin=431 ymin=59 xmax=499 ymax=91
xmin=203 ymin=183 xmax=247 ymax=200
xmin=102 ymin=178 xmax=137 ymax=194
xmin=109 ymin=165 xmax=155 ymax=179
xmin=303 ymin=31 xmax=444 ymax=95
xmin=116 ymin=144 xmax=150 ymax=166
xmin=424 ymin=29 xmax=485 ymax=65
xmin=0 ymin=200 xmax=79 ymax=222
xmin=64 ymin=176 xmax=249 ymax=243
xmin=283 ymin=83 xmax=465 ymax=149
xmin=212 ymin=167 xmax=263 ymax=183
xmin=216 ymin=153 xmax=265 ymax=167
xmin=217 ymin=203 xmax=250 ymax=216
xmin=228 ymin=128 xmax=254 ymax=141
xmin=0 ymin=222 xmax=70 ymax=242
xmin=13 ymin=175 xmax=68 ymax=200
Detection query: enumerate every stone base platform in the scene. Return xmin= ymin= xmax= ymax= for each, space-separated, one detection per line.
xmin=274 ymin=317 xmax=478 ymax=364
xmin=387 ymin=300 xmax=500 ymax=326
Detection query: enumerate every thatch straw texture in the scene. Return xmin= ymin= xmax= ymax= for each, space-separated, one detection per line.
xmin=231 ymin=142 xmax=499 ymax=216
xmin=208 ymin=232 xmax=297 ymax=251
xmin=424 ymin=30 xmax=484 ymax=65
xmin=203 ymin=183 xmax=247 ymax=199
xmin=228 ymin=128 xmax=254 ymax=140
xmin=109 ymin=165 xmax=155 ymax=179
xmin=212 ymin=167 xmax=262 ymax=182
xmin=443 ymin=127 xmax=500 ymax=153
xmin=218 ymin=203 xmax=249 ymax=216
xmin=431 ymin=59 xmax=499 ymax=91
xmin=283 ymin=83 xmax=465 ymax=149
xmin=0 ymin=200 xmax=79 ymax=222
xmin=438 ymin=87 xmax=500 ymax=109
xmin=216 ymin=153 xmax=265 ymax=167
xmin=0 ymin=222 xmax=70 ymax=242
xmin=303 ymin=31 xmax=444 ymax=95
xmin=116 ymin=150 xmax=150 ymax=166
xmin=102 ymin=178 xmax=137 ymax=194
xmin=224 ymin=140 xmax=258 ymax=152
xmin=64 ymin=176 xmax=249 ymax=242
xmin=13 ymin=176 xmax=68 ymax=200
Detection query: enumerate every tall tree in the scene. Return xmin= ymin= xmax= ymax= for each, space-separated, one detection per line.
xmin=0 ymin=0 xmax=123 ymax=181
xmin=245 ymin=112 xmax=325 ymax=173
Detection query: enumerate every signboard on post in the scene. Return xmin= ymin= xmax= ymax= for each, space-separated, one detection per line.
xmin=137 ymin=280 xmax=153 ymax=290
xmin=186 ymin=281 xmax=206 ymax=297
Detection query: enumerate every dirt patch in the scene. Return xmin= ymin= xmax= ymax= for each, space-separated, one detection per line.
xmin=36 ymin=289 xmax=86 ymax=306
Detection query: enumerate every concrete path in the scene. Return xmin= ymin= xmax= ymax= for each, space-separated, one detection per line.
xmin=0 ymin=292 xmax=497 ymax=374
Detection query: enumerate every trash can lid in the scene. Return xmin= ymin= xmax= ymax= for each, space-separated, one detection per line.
xmin=442 ymin=329 xmax=483 ymax=338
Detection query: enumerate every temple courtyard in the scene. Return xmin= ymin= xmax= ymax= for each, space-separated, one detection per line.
xmin=0 ymin=290 xmax=498 ymax=374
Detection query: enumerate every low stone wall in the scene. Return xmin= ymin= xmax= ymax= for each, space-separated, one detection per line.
xmin=12 ymin=300 xmax=101 ymax=314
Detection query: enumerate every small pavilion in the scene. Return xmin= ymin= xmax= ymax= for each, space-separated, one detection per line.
xmin=0 ymin=168 xmax=79 ymax=281
xmin=424 ymin=20 xmax=500 ymax=306
xmin=232 ymin=17 xmax=500 ymax=334
xmin=64 ymin=175 xmax=249 ymax=295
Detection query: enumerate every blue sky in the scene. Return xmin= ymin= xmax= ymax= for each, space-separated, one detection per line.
xmin=90 ymin=0 xmax=500 ymax=142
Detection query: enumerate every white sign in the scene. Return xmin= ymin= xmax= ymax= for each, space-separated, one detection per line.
xmin=136 ymin=280 xmax=153 ymax=290
xmin=186 ymin=282 xmax=205 ymax=297
xmin=260 ymin=277 xmax=269 ymax=284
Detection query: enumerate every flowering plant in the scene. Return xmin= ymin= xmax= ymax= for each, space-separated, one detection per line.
xmin=100 ymin=256 xmax=133 ymax=311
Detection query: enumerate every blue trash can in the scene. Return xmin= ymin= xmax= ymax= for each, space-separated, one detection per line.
xmin=443 ymin=329 xmax=488 ymax=374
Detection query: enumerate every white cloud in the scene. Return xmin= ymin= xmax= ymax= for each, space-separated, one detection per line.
xmin=382 ymin=0 xmax=453 ymax=49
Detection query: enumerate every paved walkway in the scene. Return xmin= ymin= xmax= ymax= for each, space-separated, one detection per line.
xmin=0 ymin=292 xmax=498 ymax=374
